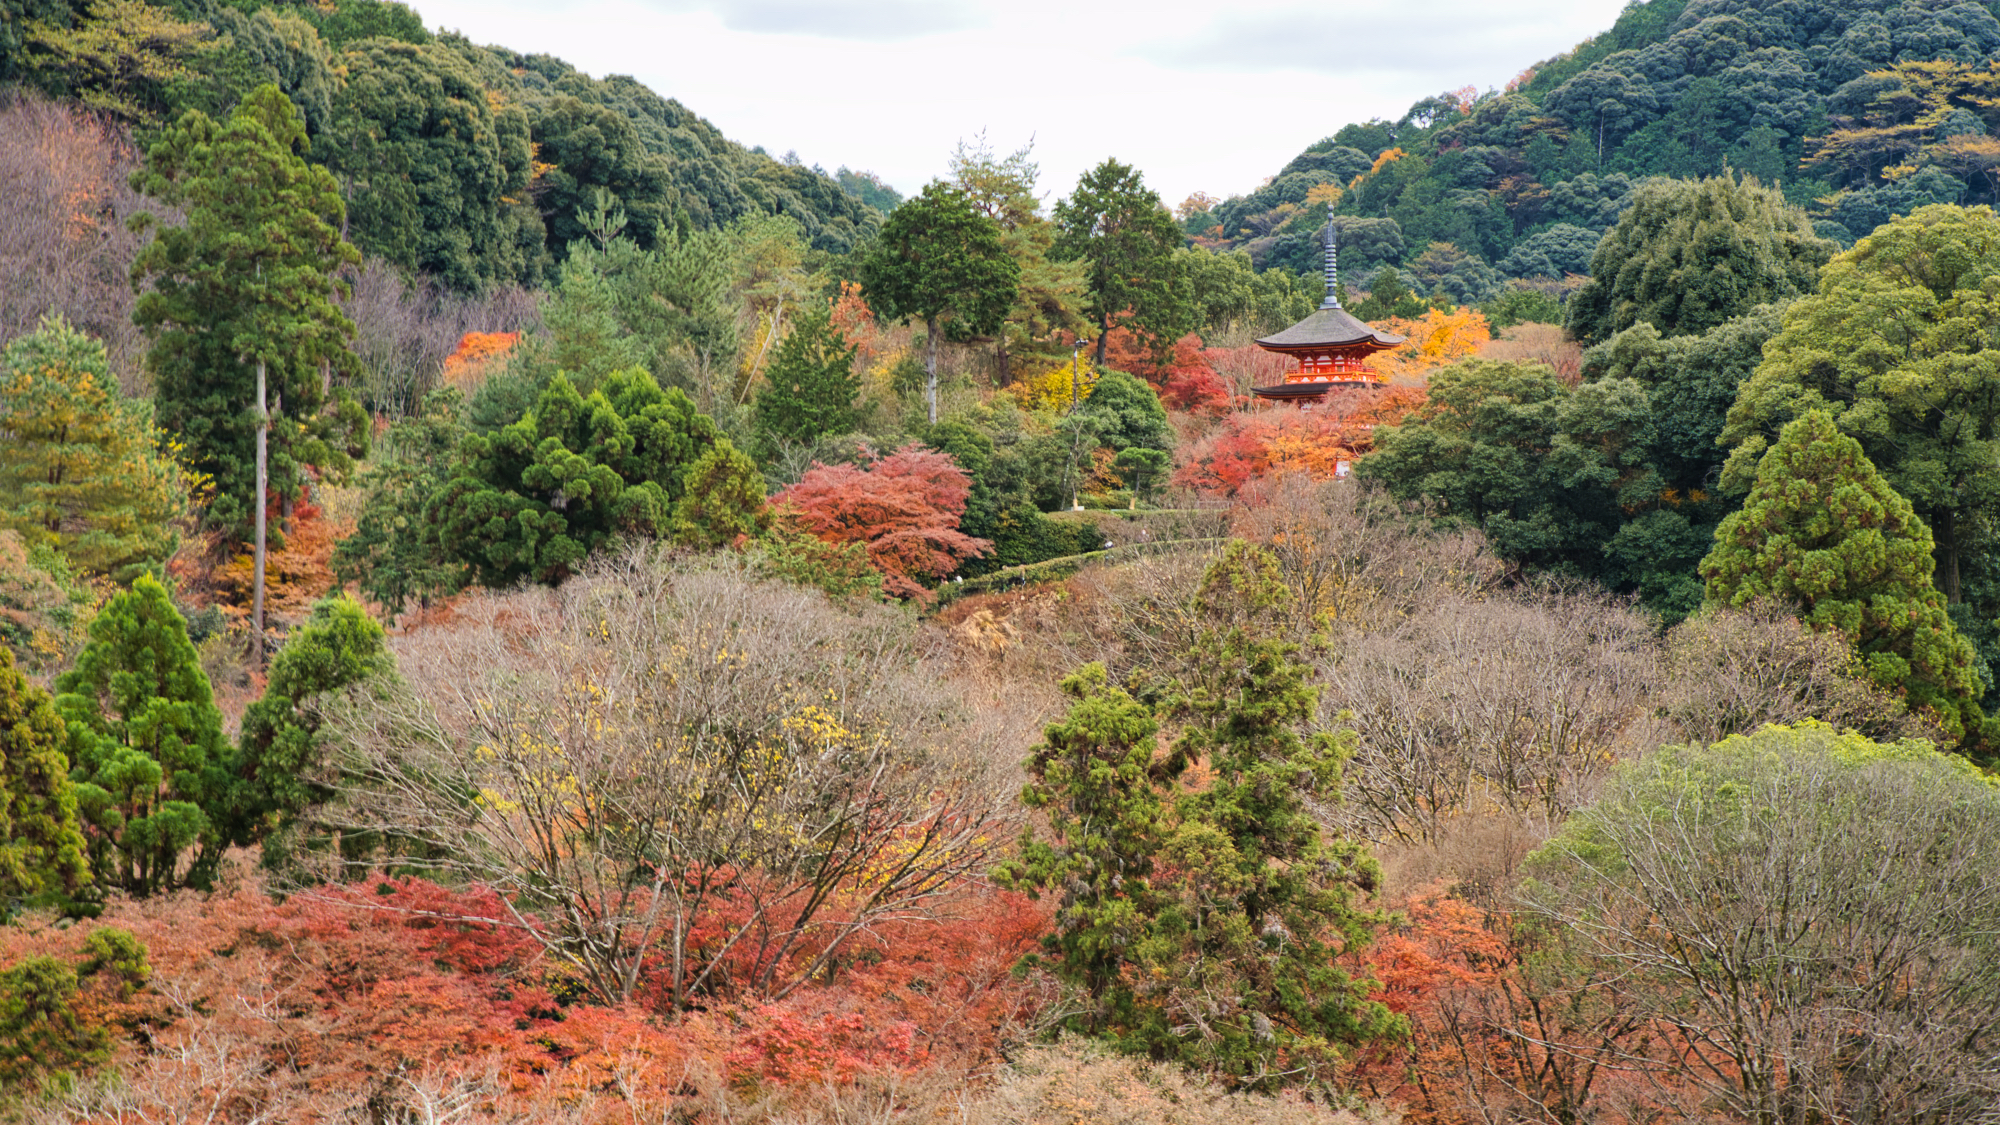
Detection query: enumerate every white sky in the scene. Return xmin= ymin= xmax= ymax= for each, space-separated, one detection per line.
xmin=412 ymin=0 xmax=1634 ymax=209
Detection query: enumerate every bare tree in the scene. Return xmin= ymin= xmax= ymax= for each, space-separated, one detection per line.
xmin=1318 ymin=586 xmax=1656 ymax=844
xmin=327 ymin=548 xmax=1010 ymax=1008
xmin=340 ymin=257 xmax=541 ymax=418
xmin=0 ymin=93 xmax=159 ymax=389
xmin=1658 ymin=600 xmax=1938 ymax=745
xmin=1523 ymin=727 xmax=2000 ymax=1124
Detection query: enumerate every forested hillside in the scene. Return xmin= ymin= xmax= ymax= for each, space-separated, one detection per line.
xmin=6 ymin=0 xmax=2000 ymax=1121
xmin=1190 ymin=0 xmax=2000 ymax=301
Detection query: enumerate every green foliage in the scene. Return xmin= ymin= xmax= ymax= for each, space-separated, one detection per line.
xmin=0 ymin=647 xmax=89 ymax=908
xmin=754 ymin=302 xmax=859 ymax=454
xmin=0 ymin=315 xmax=185 ymax=583
xmin=0 ymin=927 xmax=147 ymax=1087
xmin=1565 ymin=175 xmax=1833 ymax=346
xmin=434 ymin=369 xmax=753 ymax=586
xmin=54 ymin=575 xmax=229 ymax=896
xmin=1584 ymin=303 xmax=1784 ymax=494
xmin=529 ymin=94 xmax=675 ymax=266
xmin=1702 ymin=411 xmax=1987 ymax=747
xmin=998 ymin=544 xmax=1397 ymax=1089
xmin=1479 ymin=284 xmax=1565 ymax=330
xmin=860 ymin=180 xmax=1019 ymax=421
xmin=14 ymin=0 xmax=203 ymax=125
xmin=1722 ymin=205 xmax=2000 ymax=620
xmin=323 ymin=36 xmax=539 ymax=291
xmin=672 ymin=442 xmax=770 ymax=549
xmin=1359 ymin=360 xmax=1639 ymax=580
xmin=1074 ymin=370 xmax=1172 ymax=456
xmin=1179 ymin=247 xmax=1316 ymax=337
xmin=533 ymin=221 xmax=738 ymax=392
xmin=331 ymin=388 xmax=469 ymax=621
xmin=130 ymin=84 xmax=364 ymax=540
xmin=1053 ymin=160 xmax=1195 ymax=362
xmin=751 ymin=521 xmax=883 ymax=602
xmin=227 ymin=595 xmax=391 ymax=847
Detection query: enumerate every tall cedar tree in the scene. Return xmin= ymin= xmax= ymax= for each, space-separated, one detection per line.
xmin=54 ymin=576 xmax=230 ymax=896
xmin=0 ymin=648 xmax=90 ymax=907
xmin=1564 ymin=175 xmax=1833 ymax=347
xmin=0 ymin=314 xmax=184 ymax=583
xmin=753 ymin=301 xmax=860 ymax=455
xmin=130 ymin=84 xmax=365 ymax=539
xmin=858 ymin=182 xmax=1018 ymax=424
xmin=1701 ymin=411 xmax=1990 ymax=750
xmin=999 ymin=542 xmax=1398 ymax=1089
xmin=1053 ymin=159 xmax=1196 ymax=367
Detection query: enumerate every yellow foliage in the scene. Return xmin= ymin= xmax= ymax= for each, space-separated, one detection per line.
xmin=1374 ymin=306 xmax=1492 ymax=381
xmin=1305 ymin=182 xmax=1343 ymax=208
xmin=1012 ymin=357 xmax=1100 ymax=413
xmin=1366 ymin=147 xmax=1406 ymax=178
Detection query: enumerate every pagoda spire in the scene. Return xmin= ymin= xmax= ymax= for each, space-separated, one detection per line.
xmin=1322 ymin=204 xmax=1341 ymax=309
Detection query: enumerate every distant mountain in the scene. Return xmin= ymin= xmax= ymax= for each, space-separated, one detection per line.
xmin=0 ymin=0 xmax=888 ymax=289
xmin=1189 ymin=0 xmax=2000 ymax=299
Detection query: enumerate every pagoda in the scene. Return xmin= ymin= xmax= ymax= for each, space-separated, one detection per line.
xmin=1251 ymin=207 xmax=1404 ymax=405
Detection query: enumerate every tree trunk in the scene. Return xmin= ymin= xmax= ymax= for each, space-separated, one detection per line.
xmin=252 ymin=357 xmax=269 ymax=667
xmin=1937 ymin=510 xmax=1963 ymax=604
xmin=996 ymin=332 xmax=1011 ymax=386
xmin=925 ymin=314 xmax=940 ymax=425
xmin=1094 ymin=316 xmax=1109 ymax=367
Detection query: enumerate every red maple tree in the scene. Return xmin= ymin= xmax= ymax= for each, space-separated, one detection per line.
xmin=773 ymin=444 xmax=992 ymax=599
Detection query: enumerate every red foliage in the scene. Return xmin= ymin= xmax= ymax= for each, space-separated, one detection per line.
xmin=442 ymin=331 xmax=520 ymax=390
xmin=1174 ymin=387 xmax=1428 ymax=497
xmin=773 ymin=444 xmax=993 ymax=599
xmin=4 ymin=869 xmax=1050 ymax=1120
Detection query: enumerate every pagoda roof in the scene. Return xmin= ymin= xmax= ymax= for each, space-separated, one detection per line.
xmin=1256 ymin=305 xmax=1406 ymax=352
xmin=1250 ymin=379 xmax=1382 ymax=401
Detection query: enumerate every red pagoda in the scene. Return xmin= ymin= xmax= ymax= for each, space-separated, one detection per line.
xmin=1251 ymin=207 xmax=1404 ymax=405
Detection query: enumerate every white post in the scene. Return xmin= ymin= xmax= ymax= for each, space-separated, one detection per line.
xmin=252 ymin=357 xmax=268 ymax=666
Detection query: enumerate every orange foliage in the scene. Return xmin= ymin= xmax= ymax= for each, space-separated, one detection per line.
xmin=3 ymin=869 xmax=1050 ymax=1121
xmin=441 ymin=331 xmax=520 ymax=392
xmin=1372 ymin=307 xmax=1491 ymax=382
xmin=215 ymin=487 xmax=346 ymax=618
xmin=1174 ymin=386 xmax=1428 ymax=497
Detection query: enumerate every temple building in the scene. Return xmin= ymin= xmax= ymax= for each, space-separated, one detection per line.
xmin=1251 ymin=208 xmax=1405 ymax=406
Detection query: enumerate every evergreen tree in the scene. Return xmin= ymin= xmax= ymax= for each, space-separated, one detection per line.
xmin=753 ymin=302 xmax=859 ymax=454
xmin=1565 ymin=175 xmax=1834 ymax=346
xmin=434 ymin=368 xmax=756 ymax=585
xmin=860 ymin=181 xmax=1018 ymax=424
xmin=226 ymin=595 xmax=392 ymax=846
xmin=0 ymin=315 xmax=185 ymax=583
xmin=1053 ymin=159 xmax=1195 ymax=366
xmin=672 ymin=444 xmax=770 ymax=549
xmin=0 ymin=648 xmax=89 ymax=908
xmin=54 ymin=576 xmax=230 ymax=895
xmin=998 ymin=543 xmax=1398 ymax=1089
xmin=1701 ymin=411 xmax=1989 ymax=748
xmin=131 ymin=84 xmax=366 ymax=539
xmin=330 ymin=388 xmax=469 ymax=622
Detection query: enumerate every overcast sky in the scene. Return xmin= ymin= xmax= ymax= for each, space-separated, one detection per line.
xmin=411 ymin=0 xmax=1633 ymax=209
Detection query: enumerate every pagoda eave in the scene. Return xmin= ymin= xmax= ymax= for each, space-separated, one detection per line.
xmin=1251 ymin=379 xmax=1385 ymax=401
xmin=1255 ymin=338 xmax=1402 ymax=357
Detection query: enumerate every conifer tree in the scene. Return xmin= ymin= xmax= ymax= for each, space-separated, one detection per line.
xmin=753 ymin=302 xmax=859 ymax=454
xmin=0 ymin=314 xmax=185 ymax=583
xmin=130 ymin=84 xmax=365 ymax=541
xmin=1053 ymin=159 xmax=1196 ymax=366
xmin=0 ymin=648 xmax=90 ymax=907
xmin=999 ymin=543 xmax=1398 ymax=1089
xmin=1701 ymin=411 xmax=1989 ymax=747
xmin=54 ymin=576 xmax=229 ymax=895
xmin=227 ymin=595 xmax=392 ymax=847
xmin=860 ymin=181 xmax=1018 ymax=424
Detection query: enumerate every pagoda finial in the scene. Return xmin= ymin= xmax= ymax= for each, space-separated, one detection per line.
xmin=1322 ymin=204 xmax=1341 ymax=309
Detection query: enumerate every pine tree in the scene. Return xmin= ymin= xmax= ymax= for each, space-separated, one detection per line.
xmin=227 ymin=595 xmax=393 ymax=847
xmin=1701 ymin=411 xmax=1989 ymax=747
xmin=0 ymin=648 xmax=90 ymax=907
xmin=54 ymin=576 xmax=230 ymax=896
xmin=753 ymin=302 xmax=859 ymax=455
xmin=0 ymin=315 xmax=185 ymax=583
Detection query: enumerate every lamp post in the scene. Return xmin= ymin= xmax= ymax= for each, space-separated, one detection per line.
xmin=1069 ymin=335 xmax=1092 ymax=510
xmin=1070 ymin=335 xmax=1092 ymax=412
